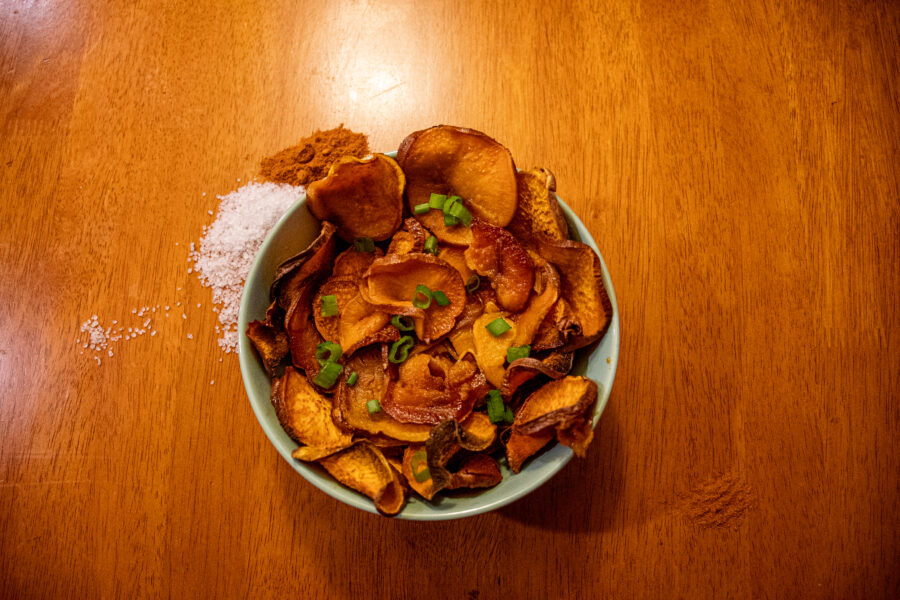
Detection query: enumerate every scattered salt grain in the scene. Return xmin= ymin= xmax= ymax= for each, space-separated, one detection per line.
xmin=151 ymin=330 xmax=157 ymax=336
xmin=187 ymin=333 xmax=194 ymax=339
xmin=190 ymin=181 xmax=302 ymax=352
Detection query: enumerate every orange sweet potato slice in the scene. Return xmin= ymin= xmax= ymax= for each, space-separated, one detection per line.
xmin=387 ymin=218 xmax=427 ymax=255
xmin=317 ymin=441 xmax=407 ymax=515
xmin=509 ymin=168 xmax=568 ymax=245
xmin=425 ymin=418 xmax=499 ymax=492
xmin=401 ymin=445 xmax=437 ymax=500
xmin=535 ymin=238 xmax=613 ymax=351
xmin=271 ymin=366 xmax=353 ymax=452
xmin=464 ymin=219 xmax=534 ymax=313
xmin=360 ymin=253 xmax=465 ymax=342
xmin=510 ymin=258 xmax=559 ymax=347
xmin=246 ymin=301 xmax=290 ymax=375
xmin=471 ymin=304 xmax=517 ymax=388
xmin=501 ymin=352 xmax=574 ymax=400
xmin=333 ymin=346 xmax=432 ymax=442
xmin=384 ymin=354 xmax=489 ymax=425
xmin=313 ymin=275 xmax=396 ymax=356
xmin=505 ymin=428 xmax=555 ymax=473
xmin=306 ymin=153 xmax=405 ymax=242
xmin=531 ymin=297 xmax=581 ymax=352
xmin=437 ymin=246 xmax=474 ymax=282
xmin=514 ymin=376 xmax=597 ymax=436
xmin=556 ymin=416 xmax=594 ymax=458
xmin=332 ymin=246 xmax=383 ymax=278
xmin=397 ymin=125 xmax=518 ymax=245
xmin=446 ymin=455 xmax=502 ymax=490
xmin=271 ymin=221 xmax=338 ymax=309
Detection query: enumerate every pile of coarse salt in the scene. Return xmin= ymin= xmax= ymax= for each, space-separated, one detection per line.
xmin=77 ymin=306 xmax=158 ymax=365
xmin=190 ymin=181 xmax=303 ymax=352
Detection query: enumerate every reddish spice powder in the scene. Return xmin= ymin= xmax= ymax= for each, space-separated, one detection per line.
xmin=260 ymin=125 xmax=370 ymax=186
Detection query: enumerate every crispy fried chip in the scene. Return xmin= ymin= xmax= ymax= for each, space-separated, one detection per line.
xmin=333 ymin=246 xmax=383 ymax=278
xmin=501 ymin=352 xmax=574 ymax=400
xmin=306 ymin=154 xmax=405 ymax=242
xmin=401 ymin=444 xmax=437 ymax=500
xmin=556 ymin=416 xmax=594 ymax=458
xmin=531 ymin=297 xmax=582 ymax=352
xmin=387 ymin=218 xmax=427 ymax=255
xmin=437 ymin=246 xmax=474 ymax=282
xmin=464 ymin=219 xmax=535 ymax=313
xmin=472 ymin=305 xmax=517 ymax=388
xmin=511 ymin=259 xmax=559 ymax=347
xmin=272 ymin=221 xmax=338 ymax=309
xmin=313 ymin=275 xmax=396 ymax=356
xmin=425 ymin=418 xmax=499 ymax=492
xmin=535 ymin=238 xmax=612 ymax=351
xmin=397 ymin=125 xmax=518 ymax=245
xmin=271 ymin=367 xmax=353 ymax=451
xmin=514 ymin=376 xmax=597 ymax=436
xmin=446 ymin=455 xmax=502 ymax=490
xmin=505 ymin=428 xmax=555 ymax=473
xmin=361 ymin=253 xmax=465 ymax=342
xmin=246 ymin=317 xmax=289 ymax=375
xmin=509 ymin=168 xmax=568 ymax=245
xmin=384 ymin=354 xmax=488 ymax=425
xmin=334 ymin=346 xmax=432 ymax=442
xmin=317 ymin=441 xmax=407 ymax=515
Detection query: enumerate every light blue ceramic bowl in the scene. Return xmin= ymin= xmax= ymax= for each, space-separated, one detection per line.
xmin=238 ymin=153 xmax=620 ymax=520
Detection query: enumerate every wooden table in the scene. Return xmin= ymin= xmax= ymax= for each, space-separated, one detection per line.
xmin=2 ymin=1 xmax=897 ymax=597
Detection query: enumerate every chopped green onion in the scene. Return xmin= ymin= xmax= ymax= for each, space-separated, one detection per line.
xmin=413 ymin=202 xmax=431 ymax=215
xmin=315 ymin=341 xmax=343 ymax=366
xmin=366 ymin=398 xmax=382 ymax=414
xmin=391 ymin=315 xmax=415 ymax=332
xmin=485 ymin=317 xmax=511 ymax=337
xmin=443 ymin=195 xmax=459 ymax=214
xmin=506 ymin=345 xmax=531 ymax=363
xmin=412 ymin=284 xmax=432 ymax=309
xmin=410 ymin=450 xmax=431 ymax=482
xmin=320 ymin=294 xmax=339 ymax=317
xmin=465 ymin=274 xmax=481 ymax=293
xmin=432 ymin=290 xmax=450 ymax=306
xmin=346 ymin=372 xmax=358 ymax=386
xmin=503 ymin=405 xmax=515 ymax=424
xmin=443 ymin=212 xmax=459 ymax=226
xmin=389 ymin=335 xmax=415 ymax=364
xmin=447 ymin=201 xmax=473 ymax=226
xmin=486 ymin=390 xmax=505 ymax=424
xmin=428 ymin=193 xmax=447 ymax=210
xmin=353 ymin=237 xmax=375 ymax=252
xmin=313 ymin=361 xmax=343 ymax=389
xmin=423 ymin=235 xmax=438 ymax=255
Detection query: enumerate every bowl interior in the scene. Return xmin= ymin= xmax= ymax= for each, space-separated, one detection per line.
xmin=238 ymin=159 xmax=620 ymax=520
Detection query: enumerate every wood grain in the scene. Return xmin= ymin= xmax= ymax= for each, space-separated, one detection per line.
xmin=1 ymin=0 xmax=897 ymax=598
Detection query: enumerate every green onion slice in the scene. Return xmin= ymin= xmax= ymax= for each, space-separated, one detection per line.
xmin=443 ymin=212 xmax=460 ymax=226
xmin=432 ymin=290 xmax=450 ymax=306
xmin=412 ymin=284 xmax=432 ymax=309
xmin=485 ymin=317 xmax=511 ymax=337
xmin=506 ymin=344 xmax=531 ymax=363
xmin=447 ymin=201 xmax=472 ymax=226
xmin=389 ymin=335 xmax=415 ymax=364
xmin=346 ymin=372 xmax=358 ymax=386
xmin=312 ymin=361 xmax=343 ymax=389
xmin=366 ymin=398 xmax=382 ymax=414
xmin=315 ymin=341 xmax=342 ymax=366
xmin=486 ymin=390 xmax=505 ymax=424
xmin=320 ymin=294 xmax=339 ymax=317
xmin=410 ymin=450 xmax=431 ymax=482
xmin=391 ymin=315 xmax=415 ymax=332
xmin=503 ymin=405 xmax=515 ymax=424
xmin=413 ymin=203 xmax=431 ymax=215
xmin=423 ymin=235 xmax=438 ymax=256
xmin=353 ymin=237 xmax=375 ymax=252
xmin=465 ymin=274 xmax=481 ymax=293
xmin=428 ymin=193 xmax=447 ymax=210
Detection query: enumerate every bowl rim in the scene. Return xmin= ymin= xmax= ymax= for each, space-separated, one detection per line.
xmin=238 ymin=152 xmax=620 ymax=520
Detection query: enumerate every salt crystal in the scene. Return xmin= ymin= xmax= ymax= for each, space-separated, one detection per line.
xmin=182 ymin=313 xmax=187 ymax=319
xmin=151 ymin=331 xmax=157 ymax=337
xmin=209 ymin=380 xmax=214 ymax=385
xmin=187 ymin=333 xmax=194 ymax=339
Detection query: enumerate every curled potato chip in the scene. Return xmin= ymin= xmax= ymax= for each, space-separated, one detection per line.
xmin=384 ymin=354 xmax=488 ymax=425
xmin=317 ymin=441 xmax=407 ymax=515
xmin=271 ymin=366 xmax=353 ymax=452
xmin=387 ymin=218 xmax=427 ymax=255
xmin=334 ymin=346 xmax=432 ymax=442
xmin=313 ymin=275 xmax=396 ymax=356
xmin=272 ymin=221 xmax=338 ymax=308
xmin=509 ymin=168 xmax=568 ymax=245
xmin=501 ymin=352 xmax=574 ymax=400
xmin=446 ymin=455 xmax=502 ymax=490
xmin=465 ymin=219 xmax=534 ymax=313
xmin=333 ymin=246 xmax=383 ymax=278
xmin=246 ymin=302 xmax=289 ymax=375
xmin=401 ymin=444 xmax=437 ymax=500
xmin=504 ymin=428 xmax=555 ymax=473
xmin=511 ymin=259 xmax=559 ymax=347
xmin=514 ymin=376 xmax=597 ymax=436
xmin=397 ymin=125 xmax=518 ymax=245
xmin=425 ymin=417 xmax=499 ymax=492
xmin=306 ymin=154 xmax=405 ymax=242
xmin=361 ymin=253 xmax=465 ymax=342
xmin=531 ymin=298 xmax=581 ymax=352
xmin=472 ymin=305 xmax=517 ymax=388
xmin=556 ymin=416 xmax=594 ymax=458
xmin=536 ymin=238 xmax=613 ymax=351
xmin=437 ymin=246 xmax=474 ymax=282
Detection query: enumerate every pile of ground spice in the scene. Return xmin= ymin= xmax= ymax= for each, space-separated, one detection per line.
xmin=259 ymin=125 xmax=370 ymax=186
xmin=680 ymin=472 xmax=753 ymax=528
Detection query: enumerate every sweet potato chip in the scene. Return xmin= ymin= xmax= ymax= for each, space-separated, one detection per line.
xmin=505 ymin=428 xmax=555 ymax=473
xmin=384 ymin=354 xmax=488 ymax=425
xmin=271 ymin=221 xmax=338 ymax=309
xmin=397 ymin=125 xmax=518 ymax=245
xmin=317 ymin=441 xmax=406 ymax=515
xmin=271 ymin=367 xmax=353 ymax=452
xmin=472 ymin=305 xmax=517 ymax=388
xmin=464 ymin=219 xmax=535 ymax=313
xmin=387 ymin=218 xmax=427 ymax=255
xmin=332 ymin=246 xmax=383 ymax=278
xmin=501 ymin=352 xmax=574 ymax=400
xmin=425 ymin=418 xmax=499 ymax=492
xmin=306 ymin=153 xmax=405 ymax=242
xmin=511 ymin=259 xmax=559 ymax=347
xmin=446 ymin=455 xmax=502 ymax=490
xmin=401 ymin=444 xmax=437 ymax=500
xmin=361 ymin=253 xmax=465 ymax=342
xmin=313 ymin=275 xmax=396 ymax=356
xmin=334 ymin=346 xmax=432 ymax=442
xmin=531 ymin=297 xmax=581 ymax=352
xmin=536 ymin=238 xmax=613 ymax=351
xmin=437 ymin=246 xmax=474 ymax=282
xmin=514 ymin=376 xmax=598 ymax=436
xmin=509 ymin=168 xmax=568 ymax=245
xmin=246 ymin=318 xmax=289 ymax=375
xmin=556 ymin=416 xmax=594 ymax=458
